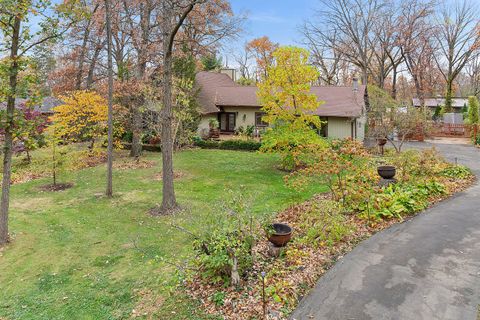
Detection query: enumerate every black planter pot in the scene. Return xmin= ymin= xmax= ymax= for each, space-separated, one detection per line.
xmin=267 ymin=223 xmax=293 ymax=247
xmin=377 ymin=165 xmax=396 ymax=179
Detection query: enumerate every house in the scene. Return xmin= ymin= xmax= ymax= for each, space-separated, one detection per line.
xmin=0 ymin=97 xmax=64 ymax=116
xmin=195 ymin=71 xmax=367 ymax=140
xmin=412 ymin=98 xmax=468 ymax=112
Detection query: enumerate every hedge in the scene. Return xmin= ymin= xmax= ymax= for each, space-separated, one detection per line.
xmin=193 ymin=138 xmax=261 ymax=151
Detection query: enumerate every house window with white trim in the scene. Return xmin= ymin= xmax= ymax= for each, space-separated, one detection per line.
xmin=255 ymin=112 xmax=268 ymax=127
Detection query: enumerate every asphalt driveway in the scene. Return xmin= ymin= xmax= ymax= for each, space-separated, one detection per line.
xmin=291 ymin=142 xmax=480 ymax=320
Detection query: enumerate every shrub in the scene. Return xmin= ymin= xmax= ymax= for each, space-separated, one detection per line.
xmin=467 ymin=96 xmax=479 ymax=124
xmin=369 ymin=181 xmax=446 ymax=219
xmin=261 ymin=123 xmax=328 ymax=170
xmin=193 ymin=137 xmax=261 ymax=151
xmin=441 ymin=165 xmax=472 ymax=179
xmin=193 ymin=189 xmax=258 ymax=286
xmin=297 ymin=200 xmax=352 ymax=247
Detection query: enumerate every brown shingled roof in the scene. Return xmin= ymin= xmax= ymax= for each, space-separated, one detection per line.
xmin=195 ymin=71 xmax=237 ymax=114
xmin=195 ymin=71 xmax=366 ymax=118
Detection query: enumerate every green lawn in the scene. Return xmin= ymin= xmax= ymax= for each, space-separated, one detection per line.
xmin=0 ymin=149 xmax=325 ymax=319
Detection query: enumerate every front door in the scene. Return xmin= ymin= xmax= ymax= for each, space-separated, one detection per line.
xmin=219 ymin=112 xmax=236 ymax=132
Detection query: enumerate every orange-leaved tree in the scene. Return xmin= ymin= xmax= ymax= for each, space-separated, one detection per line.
xmin=52 ymin=90 xmax=108 ymax=151
xmin=246 ymin=36 xmax=278 ymax=80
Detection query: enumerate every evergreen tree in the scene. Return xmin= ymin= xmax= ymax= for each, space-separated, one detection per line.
xmin=467 ymin=96 xmax=479 ymax=124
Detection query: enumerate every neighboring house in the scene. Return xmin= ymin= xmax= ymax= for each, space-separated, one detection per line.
xmin=412 ymin=98 xmax=468 ymax=112
xmin=195 ymin=71 xmax=367 ymax=140
xmin=0 ymin=97 xmax=64 ymax=116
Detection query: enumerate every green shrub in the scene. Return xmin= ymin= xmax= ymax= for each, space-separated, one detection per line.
xmin=193 ymin=188 xmax=258 ymax=286
xmin=441 ymin=165 xmax=472 ymax=179
xmin=467 ymin=96 xmax=479 ymax=124
xmin=371 ymin=181 xmax=446 ymax=219
xmin=193 ymin=137 xmax=261 ymax=151
xmin=219 ymin=139 xmax=261 ymax=151
xmin=298 ymin=201 xmax=352 ymax=247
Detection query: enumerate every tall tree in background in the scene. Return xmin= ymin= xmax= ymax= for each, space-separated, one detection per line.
xmin=246 ymin=36 xmax=278 ymax=80
xmin=398 ymin=0 xmax=436 ymax=106
xmin=301 ymin=25 xmax=349 ymax=86
xmin=433 ymin=0 xmax=480 ymax=112
xmin=104 ymin=0 xmax=114 ymax=197
xmin=370 ymin=2 xmax=403 ymax=95
xmin=0 ymin=0 xmax=77 ymax=245
xmin=311 ymin=0 xmax=380 ymax=87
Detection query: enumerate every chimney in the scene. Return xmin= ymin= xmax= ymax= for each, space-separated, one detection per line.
xmin=220 ymin=68 xmax=236 ymax=81
xmin=352 ymin=77 xmax=359 ymax=92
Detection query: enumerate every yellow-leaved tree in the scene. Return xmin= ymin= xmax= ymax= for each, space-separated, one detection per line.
xmin=257 ymin=46 xmax=326 ymax=170
xmin=52 ymin=90 xmax=108 ymax=151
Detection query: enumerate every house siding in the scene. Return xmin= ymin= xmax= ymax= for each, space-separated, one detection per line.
xmin=221 ymin=106 xmax=262 ymax=129
xmin=198 ymin=111 xmax=366 ymax=141
xmin=327 ymin=117 xmax=354 ymax=139
xmin=198 ymin=115 xmax=217 ymax=138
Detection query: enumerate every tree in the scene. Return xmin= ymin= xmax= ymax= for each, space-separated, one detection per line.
xmin=12 ymin=104 xmax=48 ymax=163
xmin=45 ymin=126 xmax=67 ymax=187
xmin=368 ymin=85 xmax=426 ymax=153
xmin=398 ymin=0 xmax=437 ymax=106
xmin=311 ymin=0 xmax=380 ymax=87
xmin=201 ymin=53 xmax=223 ymax=71
xmin=433 ymin=0 xmax=480 ymax=112
xmin=0 ymin=0 xmax=78 ymax=245
xmin=301 ymin=24 xmax=350 ymax=86
xmin=246 ymin=36 xmax=278 ymax=80
xmin=105 ymin=0 xmax=114 ymax=197
xmin=257 ymin=46 xmax=326 ymax=170
xmin=467 ymin=96 xmax=479 ymax=124
xmin=52 ymin=90 xmax=108 ymax=150
xmin=154 ymin=0 xmax=202 ymax=214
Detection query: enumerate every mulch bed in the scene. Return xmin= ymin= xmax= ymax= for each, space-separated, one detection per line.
xmin=38 ymin=183 xmax=74 ymax=192
xmin=113 ymin=159 xmax=155 ymax=170
xmin=185 ymin=176 xmax=476 ymax=320
xmin=153 ymin=171 xmax=186 ymax=181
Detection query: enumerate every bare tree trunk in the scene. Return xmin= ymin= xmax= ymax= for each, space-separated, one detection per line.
xmin=75 ymin=23 xmax=91 ymax=90
xmin=105 ymin=0 xmax=114 ymax=197
xmin=231 ymin=255 xmax=240 ymax=287
xmin=445 ymin=76 xmax=454 ymax=113
xmin=391 ymin=65 xmax=398 ymax=100
xmin=129 ymin=2 xmax=151 ymax=159
xmin=160 ymin=29 xmax=177 ymax=213
xmin=75 ymin=4 xmax=98 ymax=90
xmin=0 ymin=15 xmax=21 ymax=245
xmin=52 ymin=142 xmax=57 ymax=186
xmin=130 ymin=108 xmax=143 ymax=158
xmin=86 ymin=43 xmax=103 ymax=89
xmin=158 ymin=0 xmax=198 ymax=213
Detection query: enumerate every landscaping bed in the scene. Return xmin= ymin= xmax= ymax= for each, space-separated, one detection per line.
xmin=184 ymin=143 xmax=475 ymax=320
xmin=0 ymin=149 xmax=322 ymax=319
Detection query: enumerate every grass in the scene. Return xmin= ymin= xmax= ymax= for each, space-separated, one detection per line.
xmin=0 ymin=148 xmax=325 ymax=319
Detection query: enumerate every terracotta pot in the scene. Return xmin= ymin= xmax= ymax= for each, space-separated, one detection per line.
xmin=377 ymin=165 xmax=396 ymax=179
xmin=377 ymin=138 xmax=387 ymax=146
xmin=267 ymin=223 xmax=293 ymax=247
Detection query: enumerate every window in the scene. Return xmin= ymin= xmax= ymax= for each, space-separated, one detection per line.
xmin=219 ymin=112 xmax=236 ymax=132
xmin=255 ymin=112 xmax=268 ymax=127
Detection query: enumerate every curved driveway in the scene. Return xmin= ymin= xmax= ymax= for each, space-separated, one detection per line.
xmin=291 ymin=142 xmax=480 ymax=320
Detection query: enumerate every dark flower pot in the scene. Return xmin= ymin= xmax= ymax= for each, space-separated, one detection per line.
xmin=377 ymin=138 xmax=387 ymax=146
xmin=267 ymin=223 xmax=293 ymax=247
xmin=378 ymin=165 xmax=396 ymax=179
